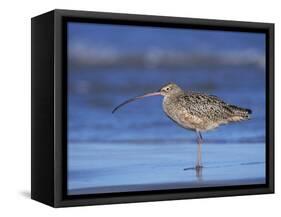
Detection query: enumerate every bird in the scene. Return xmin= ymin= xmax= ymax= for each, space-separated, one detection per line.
xmin=112 ymin=83 xmax=252 ymax=171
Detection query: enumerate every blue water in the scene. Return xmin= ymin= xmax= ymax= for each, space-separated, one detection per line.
xmin=67 ymin=23 xmax=266 ymax=194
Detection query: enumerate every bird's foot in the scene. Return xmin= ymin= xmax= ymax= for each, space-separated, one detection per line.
xmin=183 ymin=165 xmax=203 ymax=171
xmin=183 ymin=167 xmax=194 ymax=171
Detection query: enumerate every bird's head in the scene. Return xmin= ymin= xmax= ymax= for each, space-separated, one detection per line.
xmin=159 ymin=83 xmax=183 ymax=96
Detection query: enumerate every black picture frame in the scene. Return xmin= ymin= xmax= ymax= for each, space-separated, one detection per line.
xmin=31 ymin=9 xmax=274 ymax=207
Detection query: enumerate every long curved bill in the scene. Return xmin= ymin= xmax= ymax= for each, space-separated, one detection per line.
xmin=112 ymin=92 xmax=161 ymax=113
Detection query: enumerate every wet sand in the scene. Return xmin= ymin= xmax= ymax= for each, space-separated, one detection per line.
xmin=68 ymin=142 xmax=265 ymax=195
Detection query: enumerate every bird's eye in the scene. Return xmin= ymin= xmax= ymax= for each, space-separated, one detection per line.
xmin=166 ymin=87 xmax=170 ymax=91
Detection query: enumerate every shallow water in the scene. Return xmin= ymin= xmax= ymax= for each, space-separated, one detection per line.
xmin=68 ymin=142 xmax=265 ymax=194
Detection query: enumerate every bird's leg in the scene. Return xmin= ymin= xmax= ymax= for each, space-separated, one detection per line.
xmin=196 ymin=130 xmax=203 ymax=169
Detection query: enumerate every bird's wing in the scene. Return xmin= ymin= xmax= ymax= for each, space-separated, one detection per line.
xmin=178 ymin=92 xmax=233 ymax=120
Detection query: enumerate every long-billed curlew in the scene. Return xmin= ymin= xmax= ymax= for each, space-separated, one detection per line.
xmin=112 ymin=83 xmax=252 ymax=171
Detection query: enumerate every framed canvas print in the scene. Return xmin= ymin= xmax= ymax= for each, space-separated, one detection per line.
xmin=31 ymin=9 xmax=274 ymax=207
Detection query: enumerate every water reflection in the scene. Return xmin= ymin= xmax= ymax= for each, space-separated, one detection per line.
xmin=184 ymin=166 xmax=203 ymax=181
xmin=196 ymin=167 xmax=203 ymax=181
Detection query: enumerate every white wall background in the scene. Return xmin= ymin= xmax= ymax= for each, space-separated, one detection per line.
xmin=0 ymin=0 xmax=278 ymax=216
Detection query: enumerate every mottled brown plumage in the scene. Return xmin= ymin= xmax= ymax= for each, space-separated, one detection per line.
xmin=112 ymin=82 xmax=252 ymax=171
xmin=161 ymin=83 xmax=251 ymax=132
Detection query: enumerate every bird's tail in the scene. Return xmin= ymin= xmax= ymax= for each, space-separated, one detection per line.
xmin=227 ymin=104 xmax=252 ymax=121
